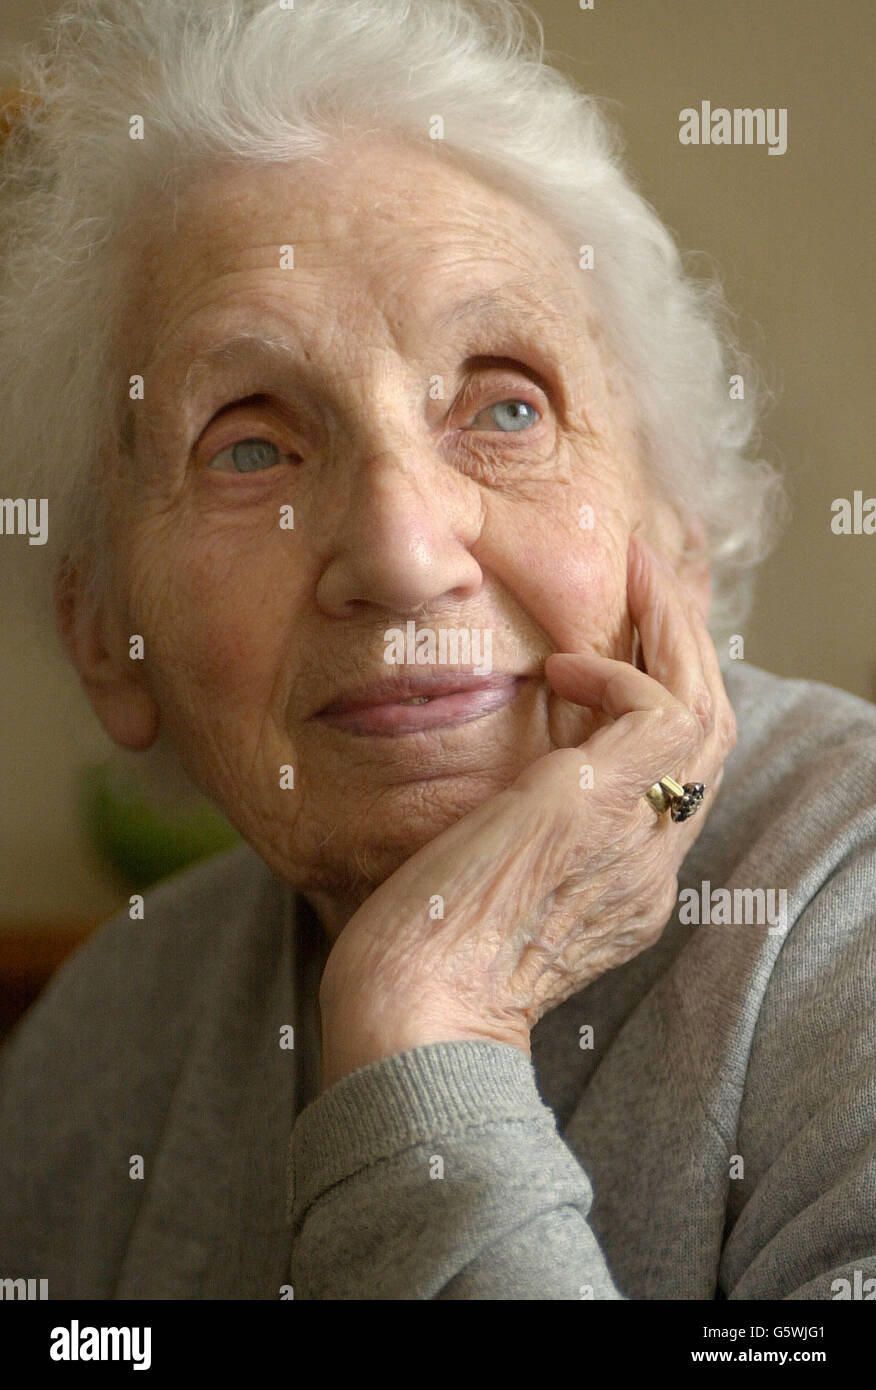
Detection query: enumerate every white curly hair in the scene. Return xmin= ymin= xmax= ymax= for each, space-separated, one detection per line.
xmin=0 ymin=0 xmax=786 ymax=653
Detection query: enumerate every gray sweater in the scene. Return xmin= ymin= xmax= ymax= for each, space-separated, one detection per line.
xmin=1 ymin=660 xmax=874 ymax=1299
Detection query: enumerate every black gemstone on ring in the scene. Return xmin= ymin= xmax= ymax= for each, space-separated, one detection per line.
xmin=670 ymin=782 xmax=706 ymax=822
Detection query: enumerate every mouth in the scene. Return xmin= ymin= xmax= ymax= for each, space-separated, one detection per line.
xmin=313 ymin=672 xmax=532 ymax=736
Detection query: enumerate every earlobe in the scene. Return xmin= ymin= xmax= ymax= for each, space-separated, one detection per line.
xmin=53 ymin=559 xmax=160 ymax=751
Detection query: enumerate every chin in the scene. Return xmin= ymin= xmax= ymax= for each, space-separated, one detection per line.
xmin=269 ymin=782 xmax=498 ymax=901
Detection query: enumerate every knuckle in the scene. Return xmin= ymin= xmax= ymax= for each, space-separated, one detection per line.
xmin=689 ymin=682 xmax=714 ymax=734
xmin=669 ymin=702 xmax=703 ymax=748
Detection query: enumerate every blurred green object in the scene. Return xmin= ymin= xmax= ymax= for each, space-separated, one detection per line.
xmin=80 ymin=761 xmax=241 ymax=889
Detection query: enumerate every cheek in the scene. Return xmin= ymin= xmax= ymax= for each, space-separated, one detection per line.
xmin=482 ymin=496 xmax=632 ymax=657
xmin=130 ymin=531 xmax=297 ymax=713
xmin=498 ymin=513 xmax=634 ymax=751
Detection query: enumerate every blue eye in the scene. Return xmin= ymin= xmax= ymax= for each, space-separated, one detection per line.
xmin=475 ymin=399 xmax=539 ymax=433
xmin=208 ymin=438 xmax=281 ymax=472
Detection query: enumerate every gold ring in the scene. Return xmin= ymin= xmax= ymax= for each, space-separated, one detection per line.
xmin=645 ymin=777 xmax=706 ymax=822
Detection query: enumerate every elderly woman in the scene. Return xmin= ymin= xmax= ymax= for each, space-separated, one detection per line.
xmin=0 ymin=0 xmax=873 ymax=1303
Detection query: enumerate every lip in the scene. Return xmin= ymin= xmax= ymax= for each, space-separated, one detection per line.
xmin=313 ymin=671 xmax=531 ymax=736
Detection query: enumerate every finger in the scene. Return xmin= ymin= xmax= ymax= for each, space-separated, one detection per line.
xmin=541 ymin=647 xmax=704 ymax=798
xmin=679 ymin=588 xmax=738 ymax=755
xmin=545 ymin=534 xmax=713 ymax=734
xmin=592 ymin=535 xmax=730 ymax=803
xmin=544 ymin=647 xmax=678 ymax=722
xmin=540 ymin=535 xmax=738 ymax=811
xmin=628 ymin=533 xmax=713 ymax=735
xmin=633 ymin=538 xmax=736 ymax=768
xmin=662 ymin=558 xmax=738 ymax=819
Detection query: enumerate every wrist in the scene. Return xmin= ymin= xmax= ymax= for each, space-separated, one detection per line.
xmin=319 ymin=1002 xmax=531 ymax=1092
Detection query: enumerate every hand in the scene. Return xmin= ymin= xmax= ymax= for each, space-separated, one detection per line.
xmin=317 ymin=533 xmax=738 ymax=1088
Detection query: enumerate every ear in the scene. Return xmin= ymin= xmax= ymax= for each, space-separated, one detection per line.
xmin=54 ymin=558 xmax=160 ymax=751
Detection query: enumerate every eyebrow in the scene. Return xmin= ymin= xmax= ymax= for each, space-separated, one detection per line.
xmin=434 ymin=283 xmax=580 ymax=336
xmin=180 ymin=281 xmax=580 ymax=383
xmin=180 ymin=333 xmax=307 ymax=394
xmin=125 ymin=281 xmax=582 ymax=449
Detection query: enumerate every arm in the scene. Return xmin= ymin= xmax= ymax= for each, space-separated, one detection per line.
xmin=288 ymin=538 xmax=731 ymax=1300
xmin=721 ymin=833 xmax=876 ymax=1300
xmin=287 ymin=1037 xmax=623 ymax=1300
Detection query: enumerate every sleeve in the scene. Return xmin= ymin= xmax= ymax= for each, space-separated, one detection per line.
xmin=286 ymin=1039 xmax=624 ymax=1300
xmin=720 ymin=834 xmax=876 ymax=1300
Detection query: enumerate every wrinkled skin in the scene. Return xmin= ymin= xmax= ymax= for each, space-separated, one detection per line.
xmin=57 ymin=134 xmax=736 ymax=1085
xmin=317 ymin=533 xmax=736 ymax=1084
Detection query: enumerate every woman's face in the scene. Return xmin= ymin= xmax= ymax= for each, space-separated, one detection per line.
xmin=83 ymin=135 xmax=702 ymax=926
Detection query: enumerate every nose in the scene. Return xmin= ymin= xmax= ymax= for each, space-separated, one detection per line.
xmin=315 ymin=445 xmax=485 ymax=618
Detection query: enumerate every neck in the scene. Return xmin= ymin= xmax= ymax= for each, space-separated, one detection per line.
xmin=300 ymin=886 xmax=368 ymax=944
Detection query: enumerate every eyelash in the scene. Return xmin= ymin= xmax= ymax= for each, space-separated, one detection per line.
xmin=460 ymin=383 xmax=543 ymax=429
xmin=200 ymin=382 xmax=546 ymax=473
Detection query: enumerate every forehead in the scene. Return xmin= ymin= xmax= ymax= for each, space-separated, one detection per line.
xmin=174 ymin=281 xmax=586 ymax=390
xmin=171 ymin=134 xmax=572 ymax=253
xmin=132 ymin=136 xmax=587 ymax=339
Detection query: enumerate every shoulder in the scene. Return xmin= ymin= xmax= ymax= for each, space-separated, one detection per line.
xmin=712 ymin=668 xmax=876 ymax=1295
xmin=678 ymin=661 xmax=874 ymax=1059
xmin=722 ymin=658 xmax=876 ymax=778
xmin=0 ymin=841 xmax=286 ymax=1295
xmin=695 ymin=663 xmax=875 ymax=1130
xmin=0 ymin=840 xmax=279 ymax=1090
xmin=694 ymin=661 xmax=876 ymax=887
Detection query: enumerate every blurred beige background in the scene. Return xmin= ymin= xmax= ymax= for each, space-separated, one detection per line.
xmin=1 ymin=0 xmax=874 ymax=924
